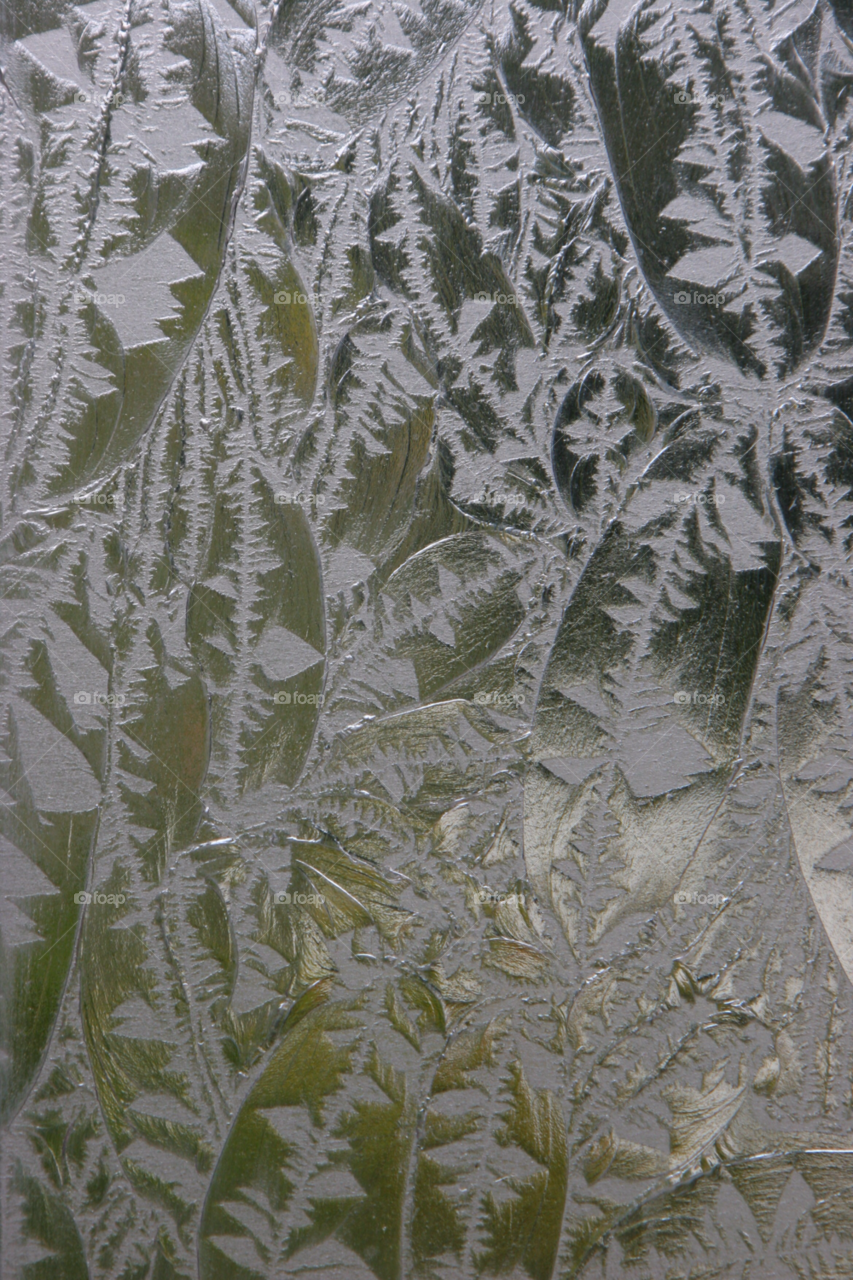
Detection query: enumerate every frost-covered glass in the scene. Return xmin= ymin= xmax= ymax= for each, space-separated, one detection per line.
xmin=3 ymin=0 xmax=853 ymax=1276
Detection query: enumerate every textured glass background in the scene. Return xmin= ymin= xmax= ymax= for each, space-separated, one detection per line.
xmin=3 ymin=0 xmax=853 ymax=1275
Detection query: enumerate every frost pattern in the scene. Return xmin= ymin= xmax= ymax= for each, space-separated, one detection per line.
xmin=3 ymin=0 xmax=853 ymax=1277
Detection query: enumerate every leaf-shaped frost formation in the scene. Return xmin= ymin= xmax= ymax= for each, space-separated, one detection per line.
xmin=199 ymin=985 xmax=359 ymax=1280
xmin=14 ymin=1165 xmax=90 ymax=1280
xmin=187 ymin=474 xmax=325 ymax=794
xmin=578 ymin=0 xmax=841 ymax=374
xmin=5 ymin=0 xmax=255 ymax=498
xmin=477 ymin=1063 xmax=568 ymax=1280
xmin=0 ymin=715 xmax=96 ymax=1122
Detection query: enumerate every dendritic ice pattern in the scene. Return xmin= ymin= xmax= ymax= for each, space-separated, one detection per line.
xmin=3 ymin=0 xmax=853 ymax=1276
